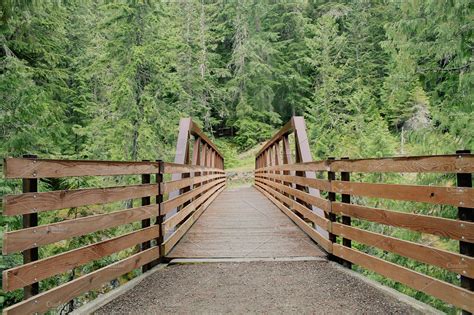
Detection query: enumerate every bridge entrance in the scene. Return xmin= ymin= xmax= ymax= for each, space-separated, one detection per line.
xmin=2 ymin=117 xmax=472 ymax=314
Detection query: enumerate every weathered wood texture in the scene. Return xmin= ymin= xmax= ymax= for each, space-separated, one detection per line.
xmin=167 ymin=187 xmax=325 ymax=258
xmin=4 ymin=184 xmax=157 ymax=215
xmin=254 ymin=117 xmax=474 ymax=313
xmin=3 ymin=247 xmax=160 ymax=315
xmin=3 ymin=158 xmax=160 ymax=178
xmin=2 ymin=118 xmax=227 ymax=315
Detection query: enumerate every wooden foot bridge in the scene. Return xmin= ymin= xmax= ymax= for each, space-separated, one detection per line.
xmin=2 ymin=117 xmax=473 ymax=314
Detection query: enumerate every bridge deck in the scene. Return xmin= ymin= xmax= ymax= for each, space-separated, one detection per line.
xmin=167 ymin=186 xmax=325 ymax=259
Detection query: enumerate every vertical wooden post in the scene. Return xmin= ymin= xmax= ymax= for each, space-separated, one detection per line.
xmin=293 ymin=117 xmax=328 ymax=239
xmin=274 ymin=141 xmax=281 ymax=188
xmin=155 ymin=160 xmax=164 ymax=264
xmin=327 ymin=157 xmax=338 ymax=260
xmin=22 ymin=154 xmax=39 ymax=299
xmin=456 ymin=150 xmax=473 ymax=315
xmin=192 ymin=137 xmax=202 ymax=198
xmin=340 ymin=156 xmax=351 ymax=268
xmin=282 ymin=135 xmax=293 ymax=195
xmin=141 ymin=160 xmax=152 ymax=272
xmin=169 ymin=118 xmax=191 ymax=221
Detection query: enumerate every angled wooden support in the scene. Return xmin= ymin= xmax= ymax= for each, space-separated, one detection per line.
xmin=255 ymin=116 xmax=329 ymax=244
xmin=167 ymin=118 xmax=225 ymax=237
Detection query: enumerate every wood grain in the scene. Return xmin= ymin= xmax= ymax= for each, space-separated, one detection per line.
xmin=163 ymin=183 xmax=225 ymax=233
xmin=163 ymin=162 xmax=224 ymax=174
xmin=2 ymin=247 xmax=159 ymax=315
xmin=254 ymin=180 xmax=330 ymax=230
xmin=256 ymin=172 xmax=331 ymax=191
xmin=332 ymin=223 xmax=474 ymax=277
xmin=3 ymin=158 xmax=159 ymax=179
xmin=255 ymin=160 xmax=329 ymax=173
xmin=163 ymin=185 xmax=225 ymax=255
xmin=331 ymin=180 xmax=474 ymax=207
xmin=4 ymin=184 xmax=157 ymax=215
xmin=3 ymin=204 xmax=158 ymax=254
xmin=255 ymin=183 xmax=332 ymax=252
xmin=255 ymin=177 xmax=330 ymax=211
xmin=332 ymin=244 xmax=474 ymax=313
xmin=161 ymin=174 xmax=224 ymax=194
xmin=330 ymin=154 xmax=474 ymax=173
xmin=162 ymin=178 xmax=225 ymax=214
xmin=332 ymin=202 xmax=474 ymax=242
xmin=3 ymin=226 xmax=159 ymax=291
xmin=167 ymin=186 xmax=324 ymax=258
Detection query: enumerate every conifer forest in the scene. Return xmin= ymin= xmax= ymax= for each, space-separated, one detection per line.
xmin=0 ymin=1 xmax=473 ymax=313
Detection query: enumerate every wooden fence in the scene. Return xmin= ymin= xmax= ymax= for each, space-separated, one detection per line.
xmin=254 ymin=118 xmax=474 ymax=313
xmin=2 ymin=120 xmax=225 ymax=314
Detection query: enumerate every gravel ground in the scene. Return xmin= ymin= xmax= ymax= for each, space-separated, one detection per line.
xmin=96 ymin=261 xmax=422 ymax=315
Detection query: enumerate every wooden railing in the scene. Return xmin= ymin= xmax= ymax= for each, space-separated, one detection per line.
xmin=254 ymin=118 xmax=474 ymax=313
xmin=2 ymin=120 xmax=225 ymax=314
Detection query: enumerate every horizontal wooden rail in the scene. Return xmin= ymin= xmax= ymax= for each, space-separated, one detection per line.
xmin=163 ymin=182 xmax=226 ymax=233
xmin=3 ymin=226 xmax=159 ymax=291
xmin=161 ymin=173 xmax=224 ymax=194
xmin=255 ymin=176 xmax=330 ymax=211
xmin=329 ymin=154 xmax=474 ymax=173
xmin=332 ymin=223 xmax=474 ymax=277
xmin=4 ymin=184 xmax=157 ymax=215
xmin=162 ymin=178 xmax=225 ymax=214
xmin=254 ymin=135 xmax=473 ymax=313
xmin=163 ymin=184 xmax=226 ymax=255
xmin=331 ymin=202 xmax=474 ymax=242
xmin=333 ymin=244 xmax=474 ymax=313
xmin=3 ymin=139 xmax=225 ymax=314
xmin=3 ymin=158 xmax=160 ymax=178
xmin=3 ymin=204 xmax=158 ymax=254
xmin=331 ymin=180 xmax=473 ymax=208
xmin=163 ymin=162 xmax=225 ymax=174
xmin=3 ymin=247 xmax=160 ymax=315
xmin=256 ymin=172 xmax=331 ymax=191
xmin=255 ymin=154 xmax=474 ymax=174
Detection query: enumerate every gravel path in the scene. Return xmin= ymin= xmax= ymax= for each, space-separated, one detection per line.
xmin=96 ymin=260 xmax=422 ymax=314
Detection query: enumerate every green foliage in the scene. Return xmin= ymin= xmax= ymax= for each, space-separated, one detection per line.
xmin=0 ymin=0 xmax=472 ymax=312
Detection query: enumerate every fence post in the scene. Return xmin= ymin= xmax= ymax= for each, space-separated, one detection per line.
xmin=456 ymin=150 xmax=473 ymax=315
xmin=141 ymin=160 xmax=151 ymax=272
xmin=154 ymin=160 xmax=164 ymax=266
xmin=340 ymin=157 xmax=352 ymax=269
xmin=327 ymin=157 xmax=337 ymax=260
xmin=22 ymin=154 xmax=39 ymax=299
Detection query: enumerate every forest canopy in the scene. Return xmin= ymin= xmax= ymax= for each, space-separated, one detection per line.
xmin=1 ymin=0 xmax=472 ymax=162
xmin=1 ymin=1 xmax=473 ymax=313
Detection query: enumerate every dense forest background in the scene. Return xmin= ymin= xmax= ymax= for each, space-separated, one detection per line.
xmin=0 ymin=0 xmax=473 ymax=313
xmin=1 ymin=0 xmax=472 ymax=162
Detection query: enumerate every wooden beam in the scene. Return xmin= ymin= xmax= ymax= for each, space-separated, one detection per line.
xmin=331 ymin=180 xmax=474 ymax=208
xmin=332 ymin=244 xmax=474 ymax=313
xmin=3 ymin=204 xmax=158 ymax=254
xmin=4 ymin=184 xmax=157 ymax=215
xmin=331 ymin=202 xmax=474 ymax=242
xmin=3 ymin=247 xmax=160 ymax=315
xmin=3 ymin=226 xmax=159 ymax=291
xmin=3 ymin=158 xmax=159 ymax=179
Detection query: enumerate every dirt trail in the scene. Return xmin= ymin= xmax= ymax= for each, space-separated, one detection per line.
xmin=96 ymin=260 xmax=424 ymax=314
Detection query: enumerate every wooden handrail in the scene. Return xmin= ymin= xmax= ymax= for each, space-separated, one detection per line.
xmin=2 ymin=118 xmax=226 ymax=315
xmin=255 ymin=122 xmax=474 ymax=312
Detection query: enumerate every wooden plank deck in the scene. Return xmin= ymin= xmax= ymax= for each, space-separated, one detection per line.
xmin=167 ymin=186 xmax=325 ymax=258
